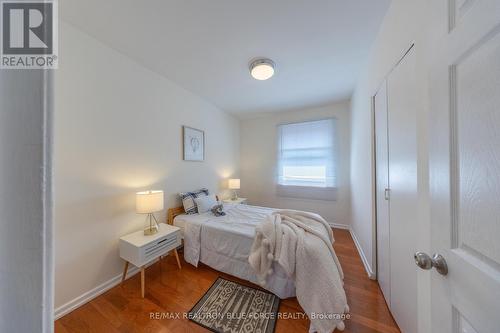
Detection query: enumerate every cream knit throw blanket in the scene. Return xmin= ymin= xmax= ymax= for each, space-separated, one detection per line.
xmin=248 ymin=210 xmax=349 ymax=333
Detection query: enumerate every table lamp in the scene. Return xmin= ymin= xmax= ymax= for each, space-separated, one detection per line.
xmin=228 ymin=179 xmax=240 ymax=200
xmin=136 ymin=190 xmax=164 ymax=235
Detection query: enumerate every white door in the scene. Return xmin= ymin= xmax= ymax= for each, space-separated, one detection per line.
xmin=427 ymin=0 xmax=500 ymax=332
xmin=374 ymin=81 xmax=391 ymax=305
xmin=387 ymin=47 xmax=418 ymax=333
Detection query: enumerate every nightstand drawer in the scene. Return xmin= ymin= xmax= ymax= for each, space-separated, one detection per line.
xmin=119 ymin=225 xmax=181 ymax=267
xmin=142 ymin=232 xmax=180 ymax=263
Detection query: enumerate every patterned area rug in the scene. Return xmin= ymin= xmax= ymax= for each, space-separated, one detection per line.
xmin=189 ymin=277 xmax=280 ymax=333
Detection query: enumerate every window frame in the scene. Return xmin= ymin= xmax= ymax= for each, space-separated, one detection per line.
xmin=275 ymin=117 xmax=338 ymax=201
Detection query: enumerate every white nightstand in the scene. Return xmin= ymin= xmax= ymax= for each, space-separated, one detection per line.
xmin=223 ymin=197 xmax=248 ymax=205
xmin=119 ymin=223 xmax=181 ymax=298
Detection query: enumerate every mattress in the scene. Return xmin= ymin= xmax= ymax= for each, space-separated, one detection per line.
xmin=174 ymin=203 xmax=270 ymax=235
xmin=173 ymin=203 xmax=296 ymax=298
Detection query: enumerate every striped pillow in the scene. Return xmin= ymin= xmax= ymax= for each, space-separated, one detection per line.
xmin=179 ymin=188 xmax=209 ymax=214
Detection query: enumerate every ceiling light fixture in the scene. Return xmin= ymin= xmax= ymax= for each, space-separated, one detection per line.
xmin=249 ymin=58 xmax=275 ymax=80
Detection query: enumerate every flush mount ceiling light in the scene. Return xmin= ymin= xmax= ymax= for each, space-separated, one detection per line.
xmin=249 ymin=58 xmax=275 ymax=80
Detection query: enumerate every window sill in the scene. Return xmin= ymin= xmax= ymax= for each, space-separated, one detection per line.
xmin=276 ymin=184 xmax=337 ymax=201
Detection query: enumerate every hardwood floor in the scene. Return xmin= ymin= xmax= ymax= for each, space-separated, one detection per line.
xmin=55 ymin=229 xmax=400 ymax=333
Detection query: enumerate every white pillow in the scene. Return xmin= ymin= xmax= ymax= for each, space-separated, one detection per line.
xmin=194 ymin=194 xmax=218 ymax=214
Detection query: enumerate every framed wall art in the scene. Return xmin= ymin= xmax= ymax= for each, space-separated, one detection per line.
xmin=183 ymin=126 xmax=205 ymax=161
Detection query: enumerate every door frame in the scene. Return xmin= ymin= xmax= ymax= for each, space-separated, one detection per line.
xmin=42 ymin=70 xmax=55 ymax=332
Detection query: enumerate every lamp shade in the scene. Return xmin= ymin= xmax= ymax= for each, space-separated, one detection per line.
xmin=136 ymin=190 xmax=164 ymax=214
xmin=228 ymin=179 xmax=240 ymax=190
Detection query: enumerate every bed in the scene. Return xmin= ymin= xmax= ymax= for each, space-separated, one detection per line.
xmin=167 ymin=202 xmax=296 ymax=298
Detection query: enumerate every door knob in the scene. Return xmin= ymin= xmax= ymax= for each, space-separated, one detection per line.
xmin=414 ymin=252 xmax=448 ymax=276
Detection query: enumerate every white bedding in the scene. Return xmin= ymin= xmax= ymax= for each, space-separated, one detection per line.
xmin=173 ymin=203 xmax=296 ymax=298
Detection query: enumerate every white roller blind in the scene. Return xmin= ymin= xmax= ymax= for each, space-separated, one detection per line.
xmin=277 ymin=119 xmax=337 ymax=188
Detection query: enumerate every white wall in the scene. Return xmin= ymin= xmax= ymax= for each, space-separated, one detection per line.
xmin=239 ymin=102 xmax=351 ymax=226
xmin=0 ymin=70 xmax=53 ymax=332
xmin=349 ymin=0 xmax=431 ymax=332
xmin=54 ymin=22 xmax=240 ymax=312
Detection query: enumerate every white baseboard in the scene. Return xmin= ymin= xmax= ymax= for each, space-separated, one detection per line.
xmin=330 ymin=223 xmax=350 ymax=230
xmin=54 ymin=265 xmax=142 ymax=320
xmin=329 ymin=223 xmax=376 ymax=280
xmin=349 ymin=228 xmax=376 ymax=280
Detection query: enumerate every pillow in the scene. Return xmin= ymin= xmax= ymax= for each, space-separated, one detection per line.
xmin=179 ymin=188 xmax=209 ymax=214
xmin=194 ymin=194 xmax=218 ymax=214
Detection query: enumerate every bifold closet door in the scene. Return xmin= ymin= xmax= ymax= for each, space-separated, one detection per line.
xmin=387 ymin=46 xmax=418 ymax=333
xmin=374 ymin=80 xmax=390 ymax=306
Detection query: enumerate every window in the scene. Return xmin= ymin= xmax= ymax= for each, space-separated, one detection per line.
xmin=277 ymin=119 xmax=337 ymax=198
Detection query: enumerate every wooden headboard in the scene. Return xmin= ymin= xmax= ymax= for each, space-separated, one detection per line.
xmin=167 ymin=206 xmax=185 ymax=225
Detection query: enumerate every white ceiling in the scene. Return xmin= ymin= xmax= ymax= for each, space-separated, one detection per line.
xmin=60 ymin=0 xmax=390 ymax=115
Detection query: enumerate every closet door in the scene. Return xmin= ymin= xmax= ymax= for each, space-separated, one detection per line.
xmin=374 ymin=81 xmax=390 ymax=306
xmin=387 ymin=46 xmax=418 ymax=333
